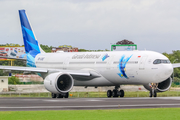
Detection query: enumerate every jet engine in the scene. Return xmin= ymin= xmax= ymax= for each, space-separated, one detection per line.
xmin=143 ymin=77 xmax=172 ymax=92
xmin=44 ymin=72 xmax=74 ymax=94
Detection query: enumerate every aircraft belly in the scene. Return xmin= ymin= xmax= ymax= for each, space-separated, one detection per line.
xmin=74 ymin=77 xmax=114 ymax=86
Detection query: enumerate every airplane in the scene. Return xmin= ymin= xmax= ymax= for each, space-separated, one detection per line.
xmin=0 ymin=9 xmax=179 ymax=98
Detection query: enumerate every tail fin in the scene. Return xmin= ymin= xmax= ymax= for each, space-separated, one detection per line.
xmin=19 ymin=10 xmax=44 ymax=67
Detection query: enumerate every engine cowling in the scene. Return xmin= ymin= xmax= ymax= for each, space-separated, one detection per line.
xmin=44 ymin=72 xmax=74 ymax=94
xmin=143 ymin=77 xmax=172 ymax=92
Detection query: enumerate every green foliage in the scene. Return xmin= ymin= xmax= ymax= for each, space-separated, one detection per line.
xmin=0 ymin=60 xmax=26 ymax=67
xmin=174 ymin=68 xmax=180 ymax=78
xmin=78 ymin=49 xmax=88 ymax=52
xmin=0 ymin=44 xmax=6 ymax=46
xmin=0 ymin=43 xmax=23 ymax=47
xmin=171 ymin=82 xmax=180 ymax=87
xmin=78 ymin=49 xmax=110 ymax=52
xmin=0 ymin=70 xmax=8 ymax=76
xmin=172 ymin=77 xmax=180 ymax=87
xmin=163 ymin=50 xmax=180 ymax=63
xmin=163 ymin=50 xmax=180 ymax=80
xmin=8 ymin=76 xmax=20 ymax=85
xmin=0 ymin=60 xmax=25 ymax=75
xmin=40 ymin=44 xmax=52 ymax=53
xmin=0 ymin=61 xmax=9 ymax=66
xmin=14 ymin=60 xmax=26 ymax=66
xmin=173 ymin=77 xmax=180 ymax=83
xmin=40 ymin=45 xmax=110 ymax=52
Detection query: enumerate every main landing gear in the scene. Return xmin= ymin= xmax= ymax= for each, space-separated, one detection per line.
xmin=107 ymin=86 xmax=124 ymax=98
xmin=51 ymin=92 xmax=69 ymax=98
xmin=149 ymin=83 xmax=158 ymax=97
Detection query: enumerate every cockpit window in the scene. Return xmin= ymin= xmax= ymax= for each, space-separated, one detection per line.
xmin=153 ymin=59 xmax=171 ymax=64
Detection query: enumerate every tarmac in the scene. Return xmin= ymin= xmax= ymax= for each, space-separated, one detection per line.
xmin=1 ymin=97 xmax=180 ymax=111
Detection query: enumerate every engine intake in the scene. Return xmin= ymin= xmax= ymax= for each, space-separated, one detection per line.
xmin=143 ymin=77 xmax=172 ymax=92
xmin=157 ymin=77 xmax=172 ymax=92
xmin=56 ymin=74 xmax=73 ymax=92
xmin=44 ymin=72 xmax=74 ymax=94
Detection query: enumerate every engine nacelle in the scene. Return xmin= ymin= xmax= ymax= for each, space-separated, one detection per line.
xmin=44 ymin=72 xmax=74 ymax=94
xmin=143 ymin=77 xmax=172 ymax=92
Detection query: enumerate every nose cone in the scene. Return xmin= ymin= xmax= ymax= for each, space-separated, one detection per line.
xmin=165 ymin=64 xmax=173 ymax=75
xmin=160 ymin=64 xmax=173 ymax=81
xmin=165 ymin=64 xmax=173 ymax=76
xmin=153 ymin=64 xmax=173 ymax=83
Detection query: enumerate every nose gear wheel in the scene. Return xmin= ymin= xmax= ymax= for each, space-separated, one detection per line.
xmin=149 ymin=83 xmax=158 ymax=97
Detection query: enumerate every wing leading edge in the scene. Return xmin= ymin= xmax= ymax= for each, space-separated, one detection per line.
xmin=0 ymin=66 xmax=91 ymax=76
xmin=172 ymin=63 xmax=180 ymax=68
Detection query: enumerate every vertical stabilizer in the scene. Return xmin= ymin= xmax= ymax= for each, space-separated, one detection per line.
xmin=19 ymin=10 xmax=44 ymax=67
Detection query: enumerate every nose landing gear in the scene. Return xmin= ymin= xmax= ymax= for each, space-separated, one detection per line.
xmin=149 ymin=83 xmax=158 ymax=97
xmin=107 ymin=86 xmax=125 ymax=98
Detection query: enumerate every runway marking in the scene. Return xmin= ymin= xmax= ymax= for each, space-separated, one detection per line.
xmin=20 ymin=99 xmax=42 ymax=101
xmin=157 ymin=97 xmax=180 ymax=100
xmin=42 ymin=100 xmax=88 ymax=102
xmin=43 ymin=99 xmax=103 ymax=102
xmin=86 ymin=99 xmax=102 ymax=101
xmin=1 ymin=103 xmax=180 ymax=109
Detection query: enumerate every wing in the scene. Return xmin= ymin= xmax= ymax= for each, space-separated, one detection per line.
xmin=0 ymin=65 xmax=47 ymax=73
xmin=0 ymin=65 xmax=100 ymax=79
xmin=172 ymin=63 xmax=180 ymax=68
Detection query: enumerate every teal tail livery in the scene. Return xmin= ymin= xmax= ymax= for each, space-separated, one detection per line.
xmin=19 ymin=10 xmax=44 ymax=67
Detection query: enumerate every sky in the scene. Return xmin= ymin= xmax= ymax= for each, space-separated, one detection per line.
xmin=0 ymin=0 xmax=180 ymax=53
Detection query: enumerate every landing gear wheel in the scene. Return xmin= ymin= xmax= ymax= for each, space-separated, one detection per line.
xmin=150 ymin=83 xmax=158 ymax=97
xmin=119 ymin=90 xmax=124 ymax=97
xmin=149 ymin=91 xmax=157 ymax=97
xmin=57 ymin=94 xmax=63 ymax=98
xmin=51 ymin=93 xmax=57 ymax=98
xmin=154 ymin=91 xmax=157 ymax=97
xmin=64 ymin=92 xmax=69 ymax=98
xmin=149 ymin=91 xmax=152 ymax=97
xmin=107 ymin=90 xmax=112 ymax=98
xmin=112 ymin=90 xmax=118 ymax=97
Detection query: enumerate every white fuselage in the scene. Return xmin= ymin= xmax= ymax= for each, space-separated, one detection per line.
xmin=34 ymin=50 xmax=173 ymax=86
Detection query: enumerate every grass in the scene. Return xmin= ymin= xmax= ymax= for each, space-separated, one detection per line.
xmin=0 ymin=108 xmax=180 ymax=120
xmin=0 ymin=92 xmax=51 ymax=97
xmin=1 ymin=91 xmax=180 ymax=98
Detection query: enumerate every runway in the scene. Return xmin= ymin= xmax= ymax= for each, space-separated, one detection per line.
xmin=1 ymin=97 xmax=180 ymax=111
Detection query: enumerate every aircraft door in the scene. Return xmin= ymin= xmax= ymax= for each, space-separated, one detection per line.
xmin=107 ymin=55 xmax=114 ymax=70
xmin=63 ymin=57 xmax=70 ymax=69
xmin=139 ymin=55 xmax=148 ymax=70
